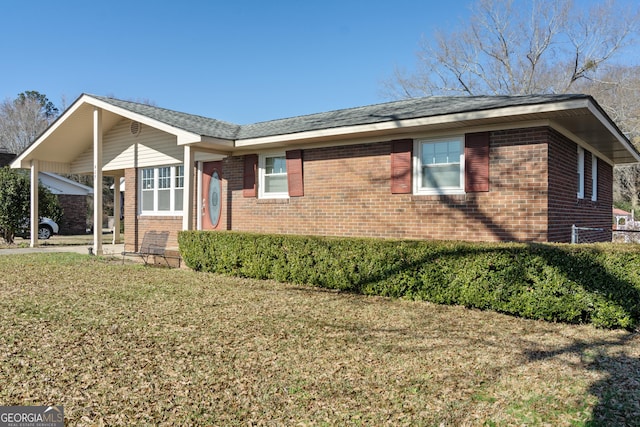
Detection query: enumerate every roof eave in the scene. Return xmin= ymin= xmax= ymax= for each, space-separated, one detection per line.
xmin=235 ymin=98 xmax=588 ymax=145
xmin=234 ymin=97 xmax=639 ymax=165
xmin=178 ymin=135 xmax=235 ymax=151
xmin=586 ymin=101 xmax=640 ymax=164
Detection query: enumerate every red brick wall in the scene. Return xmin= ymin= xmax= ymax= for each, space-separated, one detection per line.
xmin=547 ymin=129 xmax=613 ymax=242
xmin=131 ymin=216 xmax=183 ymax=250
xmin=223 ymin=127 xmax=551 ymax=242
xmin=122 ymin=126 xmax=613 ymax=245
xmin=123 ymin=168 xmax=137 ymax=252
xmin=56 ymin=194 xmax=88 ymax=235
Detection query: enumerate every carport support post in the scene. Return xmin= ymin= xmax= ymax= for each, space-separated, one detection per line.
xmin=183 ymin=145 xmax=195 ymax=231
xmin=93 ymin=107 xmax=103 ymax=255
xmin=29 ymin=159 xmax=39 ymax=248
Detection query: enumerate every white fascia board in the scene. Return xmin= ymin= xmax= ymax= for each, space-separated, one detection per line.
xmin=235 ymin=99 xmax=593 ymax=148
xmin=177 ymin=134 xmax=202 ymax=145
xmin=192 ymin=145 xmax=233 ymax=157
xmin=587 ymin=102 xmax=640 ymax=163
xmin=235 ymin=121 xmax=403 ymax=147
xmin=177 ymin=135 xmax=235 ymax=149
xmin=85 ymin=96 xmax=202 ymax=143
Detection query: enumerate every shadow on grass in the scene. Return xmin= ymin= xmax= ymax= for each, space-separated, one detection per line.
xmin=294 ymin=242 xmax=640 ymax=425
xmin=525 ymin=332 xmax=640 ymax=425
xmin=371 ymin=242 xmax=640 ymax=424
xmin=182 ymin=232 xmax=640 ymax=328
xmin=181 ymin=231 xmax=640 ymax=423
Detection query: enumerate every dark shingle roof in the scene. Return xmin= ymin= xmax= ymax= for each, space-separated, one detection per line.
xmin=237 ymin=94 xmax=588 ymax=139
xmin=91 ymin=94 xmax=589 ymax=141
xmin=91 ymin=95 xmax=241 ymax=140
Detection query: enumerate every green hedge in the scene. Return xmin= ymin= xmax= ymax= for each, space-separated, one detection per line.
xmin=178 ymin=231 xmax=640 ymax=329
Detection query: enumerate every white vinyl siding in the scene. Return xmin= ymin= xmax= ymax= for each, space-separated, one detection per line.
xmin=70 ymin=119 xmax=180 ymax=173
xmin=37 ymin=161 xmax=72 ymax=174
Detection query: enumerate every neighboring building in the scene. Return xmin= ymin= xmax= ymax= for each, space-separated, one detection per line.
xmin=10 ymin=94 xmax=640 ymax=252
xmin=612 ymin=208 xmax=640 ymax=243
xmin=613 ymin=208 xmax=634 ymax=230
xmin=0 ymin=147 xmax=16 ymax=167
xmin=38 ymin=172 xmax=93 ymax=234
xmin=0 ymin=150 xmax=92 ymax=235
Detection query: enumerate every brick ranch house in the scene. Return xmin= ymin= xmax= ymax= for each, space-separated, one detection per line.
xmin=10 ymin=94 xmax=640 ymax=253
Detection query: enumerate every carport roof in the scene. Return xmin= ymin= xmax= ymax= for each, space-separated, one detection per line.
xmin=90 ymin=95 xmax=241 ymax=140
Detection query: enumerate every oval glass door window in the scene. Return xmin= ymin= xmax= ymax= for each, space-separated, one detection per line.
xmin=208 ymin=170 xmax=221 ymax=227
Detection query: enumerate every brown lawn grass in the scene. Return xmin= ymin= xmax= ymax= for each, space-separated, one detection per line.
xmin=0 ymin=253 xmax=638 ymax=426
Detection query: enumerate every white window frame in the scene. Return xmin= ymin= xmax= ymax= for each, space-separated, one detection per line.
xmin=413 ymin=136 xmax=465 ymax=195
xmin=139 ymin=164 xmax=185 ymax=215
xmin=591 ymin=154 xmax=598 ymax=201
xmin=259 ymin=153 xmax=289 ymax=199
xmin=577 ymin=146 xmax=585 ymax=199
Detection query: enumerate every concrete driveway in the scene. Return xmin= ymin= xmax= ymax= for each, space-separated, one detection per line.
xmin=0 ymin=243 xmax=124 ymax=256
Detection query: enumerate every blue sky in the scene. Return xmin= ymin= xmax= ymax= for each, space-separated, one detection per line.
xmin=2 ymin=0 xmax=634 ymax=125
xmin=1 ymin=0 xmax=477 ymax=124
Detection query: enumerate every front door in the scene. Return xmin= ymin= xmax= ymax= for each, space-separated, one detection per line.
xmin=202 ymin=161 xmax=223 ymax=230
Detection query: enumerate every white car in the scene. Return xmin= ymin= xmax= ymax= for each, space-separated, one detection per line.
xmin=16 ymin=217 xmax=60 ymax=240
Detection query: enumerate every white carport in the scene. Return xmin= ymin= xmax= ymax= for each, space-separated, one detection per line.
xmin=10 ymin=94 xmax=234 ymax=254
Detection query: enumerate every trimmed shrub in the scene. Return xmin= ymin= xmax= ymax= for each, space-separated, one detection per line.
xmin=178 ymin=231 xmax=640 ymax=329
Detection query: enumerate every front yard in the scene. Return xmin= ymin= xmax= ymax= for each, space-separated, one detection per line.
xmin=0 ymin=253 xmax=638 ymax=425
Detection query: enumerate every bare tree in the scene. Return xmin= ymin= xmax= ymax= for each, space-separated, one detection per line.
xmin=383 ymin=0 xmax=640 ymax=210
xmin=0 ymin=91 xmax=59 ymax=154
xmin=581 ymin=65 xmax=640 ymax=142
xmin=384 ymin=0 xmax=639 ymax=97
xmin=577 ymin=65 xmax=640 ymax=210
